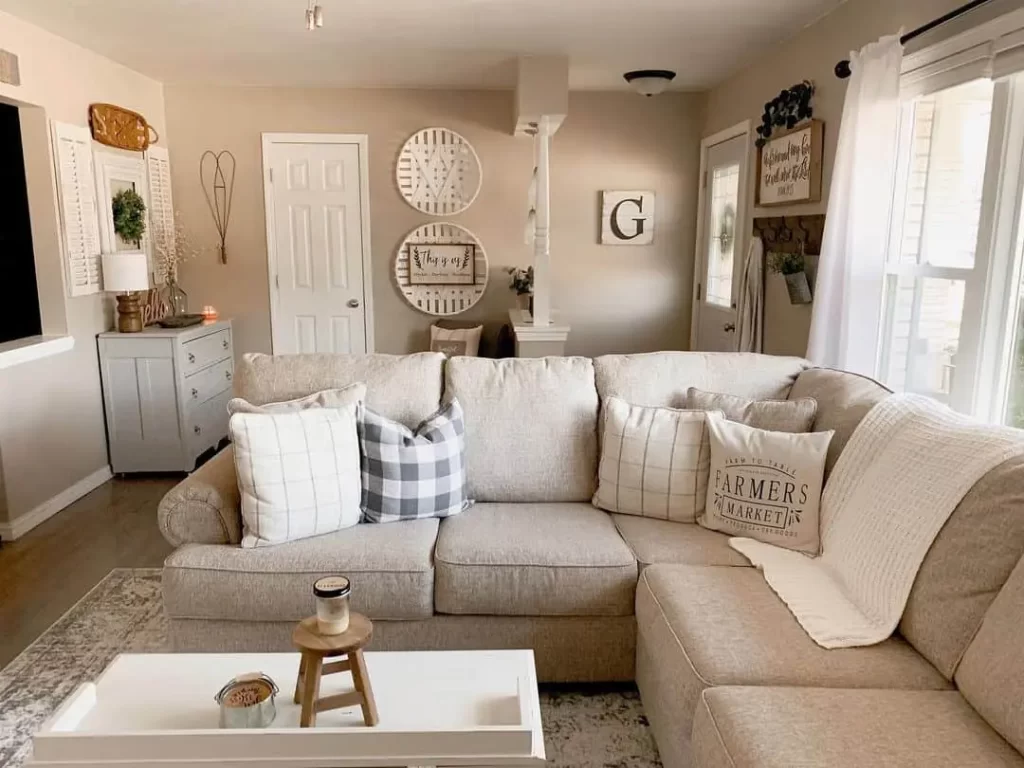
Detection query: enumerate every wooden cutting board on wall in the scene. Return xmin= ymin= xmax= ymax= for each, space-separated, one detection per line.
xmin=89 ymin=103 xmax=159 ymax=152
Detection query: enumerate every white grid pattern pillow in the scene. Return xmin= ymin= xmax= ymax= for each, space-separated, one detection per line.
xmin=593 ymin=397 xmax=717 ymax=522
xmin=231 ymin=406 xmax=361 ymax=548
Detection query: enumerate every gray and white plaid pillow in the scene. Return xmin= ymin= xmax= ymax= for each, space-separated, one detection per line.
xmin=357 ymin=399 xmax=471 ymax=523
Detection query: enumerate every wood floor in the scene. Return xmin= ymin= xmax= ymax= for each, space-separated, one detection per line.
xmin=0 ymin=475 xmax=177 ymax=668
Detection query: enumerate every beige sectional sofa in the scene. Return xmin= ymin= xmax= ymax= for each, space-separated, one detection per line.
xmin=158 ymin=351 xmax=1024 ymax=767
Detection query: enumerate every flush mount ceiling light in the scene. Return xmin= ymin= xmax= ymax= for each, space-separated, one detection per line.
xmin=623 ymin=70 xmax=676 ymax=97
xmin=305 ymin=1 xmax=324 ymax=30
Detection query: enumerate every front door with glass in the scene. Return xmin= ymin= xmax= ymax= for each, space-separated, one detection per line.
xmin=694 ymin=134 xmax=746 ymax=352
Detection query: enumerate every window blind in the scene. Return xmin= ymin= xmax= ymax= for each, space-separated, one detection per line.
xmin=146 ymin=145 xmax=175 ymax=284
xmin=901 ymin=9 xmax=1024 ymax=99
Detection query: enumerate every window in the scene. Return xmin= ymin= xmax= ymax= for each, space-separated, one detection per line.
xmin=875 ymin=12 xmax=1024 ymax=422
xmin=705 ymin=164 xmax=739 ymax=308
xmin=878 ymin=79 xmax=995 ymax=403
xmin=0 ymin=102 xmax=42 ymax=344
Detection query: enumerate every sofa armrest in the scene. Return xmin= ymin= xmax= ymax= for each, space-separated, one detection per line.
xmin=158 ymin=446 xmax=242 ymax=547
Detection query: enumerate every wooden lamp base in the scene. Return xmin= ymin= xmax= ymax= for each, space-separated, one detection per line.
xmin=115 ymin=292 xmax=144 ymax=333
xmin=292 ymin=613 xmax=379 ymax=728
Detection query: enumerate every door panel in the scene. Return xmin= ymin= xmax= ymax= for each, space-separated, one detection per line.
xmin=268 ymin=140 xmax=368 ymax=354
xmin=695 ymin=134 xmax=746 ymax=352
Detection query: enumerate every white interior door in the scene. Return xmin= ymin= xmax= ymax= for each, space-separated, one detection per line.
xmin=264 ymin=136 xmax=371 ymax=354
xmin=694 ymin=134 xmax=747 ymax=351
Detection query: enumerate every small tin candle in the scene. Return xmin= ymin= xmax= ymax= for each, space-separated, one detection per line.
xmin=313 ymin=575 xmax=351 ymax=635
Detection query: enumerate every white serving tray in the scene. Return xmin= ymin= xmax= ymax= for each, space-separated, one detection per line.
xmin=29 ymin=650 xmax=545 ymax=767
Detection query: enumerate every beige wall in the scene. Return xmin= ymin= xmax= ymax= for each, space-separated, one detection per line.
xmin=0 ymin=11 xmax=166 ymax=524
xmin=164 ymin=87 xmax=704 ymax=357
xmin=702 ymin=0 xmax=964 ymax=357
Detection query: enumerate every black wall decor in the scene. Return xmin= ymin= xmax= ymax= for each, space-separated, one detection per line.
xmin=755 ymin=81 xmax=814 ymax=147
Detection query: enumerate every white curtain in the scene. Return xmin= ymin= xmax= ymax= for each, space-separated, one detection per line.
xmin=735 ymin=236 xmax=764 ymax=353
xmin=806 ymin=35 xmax=903 ymax=374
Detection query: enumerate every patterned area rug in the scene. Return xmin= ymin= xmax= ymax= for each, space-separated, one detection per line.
xmin=0 ymin=569 xmax=661 ymax=768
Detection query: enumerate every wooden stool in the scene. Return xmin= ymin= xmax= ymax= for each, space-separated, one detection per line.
xmin=291 ymin=612 xmax=378 ymax=728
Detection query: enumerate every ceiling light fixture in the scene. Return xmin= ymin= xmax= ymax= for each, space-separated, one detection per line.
xmin=306 ymin=1 xmax=324 ymax=30
xmin=623 ymin=70 xmax=676 ymax=97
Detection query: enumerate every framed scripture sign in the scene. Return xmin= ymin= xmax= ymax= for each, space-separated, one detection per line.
xmin=756 ymin=120 xmax=823 ymax=206
xmin=409 ymin=243 xmax=476 ymax=285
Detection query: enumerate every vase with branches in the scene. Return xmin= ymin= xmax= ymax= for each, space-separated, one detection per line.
xmin=767 ymin=250 xmax=813 ymax=305
xmin=153 ymin=213 xmax=204 ymax=316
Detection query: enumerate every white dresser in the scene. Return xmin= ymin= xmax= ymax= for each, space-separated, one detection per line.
xmin=98 ymin=320 xmax=234 ymax=473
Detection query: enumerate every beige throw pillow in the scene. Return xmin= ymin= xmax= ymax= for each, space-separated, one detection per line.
xmin=699 ymin=412 xmax=833 ymax=554
xmin=430 ymin=324 xmax=482 ymax=357
xmin=685 ymin=387 xmax=817 ymax=432
xmin=593 ymin=397 xmax=717 ymax=523
xmin=227 ymin=383 xmax=366 ymax=416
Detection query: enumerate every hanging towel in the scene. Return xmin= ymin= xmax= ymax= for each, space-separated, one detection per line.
xmin=730 ymin=394 xmax=1024 ymax=648
xmin=735 ymin=236 xmax=764 ymax=353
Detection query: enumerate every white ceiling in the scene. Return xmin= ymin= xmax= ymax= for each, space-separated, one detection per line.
xmin=0 ymin=0 xmax=846 ymax=90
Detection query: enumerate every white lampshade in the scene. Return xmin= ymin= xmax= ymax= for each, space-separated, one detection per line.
xmin=102 ymin=252 xmax=150 ymax=293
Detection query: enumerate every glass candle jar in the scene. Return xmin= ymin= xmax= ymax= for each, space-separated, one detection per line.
xmin=313 ymin=576 xmax=351 ymax=635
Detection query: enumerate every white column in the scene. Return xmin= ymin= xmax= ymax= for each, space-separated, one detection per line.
xmin=532 ymin=116 xmax=551 ymax=326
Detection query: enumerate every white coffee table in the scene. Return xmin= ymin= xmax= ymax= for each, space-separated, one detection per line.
xmin=29 ymin=650 xmax=545 ymax=767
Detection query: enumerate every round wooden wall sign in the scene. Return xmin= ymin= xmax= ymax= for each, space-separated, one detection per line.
xmin=396 ymin=127 xmax=482 ymax=216
xmin=394 ymin=222 xmax=489 ymax=316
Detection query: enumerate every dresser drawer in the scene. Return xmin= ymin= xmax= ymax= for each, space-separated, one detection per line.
xmin=181 ymin=329 xmax=231 ymax=374
xmin=184 ymin=358 xmax=233 ymax=409
xmin=189 ymin=389 xmax=231 ymax=456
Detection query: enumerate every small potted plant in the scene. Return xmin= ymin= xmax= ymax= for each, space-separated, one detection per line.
xmin=767 ymin=250 xmax=813 ymax=305
xmin=507 ymin=266 xmax=534 ymax=315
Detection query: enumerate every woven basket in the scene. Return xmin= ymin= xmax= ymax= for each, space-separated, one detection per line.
xmin=89 ymin=103 xmax=159 ymax=152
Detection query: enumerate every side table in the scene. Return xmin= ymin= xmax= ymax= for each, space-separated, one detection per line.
xmin=291 ymin=612 xmax=378 ymax=728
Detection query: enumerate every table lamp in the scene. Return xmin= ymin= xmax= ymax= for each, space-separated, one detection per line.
xmin=102 ymin=252 xmax=150 ymax=333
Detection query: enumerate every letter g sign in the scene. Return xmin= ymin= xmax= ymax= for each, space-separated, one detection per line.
xmin=601 ymin=191 xmax=655 ymax=245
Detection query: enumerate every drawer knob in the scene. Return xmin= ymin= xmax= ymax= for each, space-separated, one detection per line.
xmin=222 ymin=339 xmax=229 ymax=349
xmin=194 ymin=425 xmax=202 ymax=435
xmin=188 ymin=352 xmax=196 ymax=364
xmin=225 ymin=370 xmax=232 ymax=381
xmin=191 ymin=388 xmax=198 ymax=399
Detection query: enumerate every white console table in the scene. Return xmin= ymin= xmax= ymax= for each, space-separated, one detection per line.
xmin=508 ymin=309 xmax=570 ymax=357
xmin=98 ymin=320 xmax=233 ymax=473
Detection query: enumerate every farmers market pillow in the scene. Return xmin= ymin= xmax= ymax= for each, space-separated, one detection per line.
xmin=698 ymin=412 xmax=833 ymax=554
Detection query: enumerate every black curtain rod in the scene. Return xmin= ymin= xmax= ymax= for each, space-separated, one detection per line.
xmin=834 ymin=0 xmax=995 ymax=78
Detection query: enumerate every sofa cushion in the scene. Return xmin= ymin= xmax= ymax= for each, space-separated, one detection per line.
xmin=434 ymin=503 xmax=636 ymax=616
xmin=235 ymin=352 xmax=444 ymax=429
xmin=594 ymin=352 xmax=809 ymax=408
xmin=445 ymin=357 xmax=598 ymax=502
xmin=684 ymin=386 xmax=817 ymax=432
xmin=636 ymin=564 xmax=949 ymax=746
xmin=956 ymin=552 xmax=1024 ymax=754
xmin=162 ymin=518 xmax=440 ymax=621
xmin=788 ymin=367 xmax=890 ymax=475
xmin=692 ymin=687 xmax=1024 ymax=768
xmin=901 ymin=454 xmax=1024 ymax=679
xmin=611 ymin=514 xmax=749 ymax=568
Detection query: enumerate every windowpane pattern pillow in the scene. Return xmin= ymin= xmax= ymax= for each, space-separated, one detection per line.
xmin=593 ymin=396 xmax=717 ymax=523
xmin=358 ymin=399 xmax=471 ymax=523
xmin=231 ymin=406 xmax=362 ymax=548
xmin=684 ymin=387 xmax=817 ymax=432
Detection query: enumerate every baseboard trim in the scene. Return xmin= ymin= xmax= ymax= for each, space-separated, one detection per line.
xmin=0 ymin=465 xmax=113 ymax=541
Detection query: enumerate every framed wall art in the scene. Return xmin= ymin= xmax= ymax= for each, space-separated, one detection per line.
xmin=756 ymin=120 xmax=823 ymax=207
xmin=394 ymin=222 xmax=489 ymax=316
xmin=396 ymin=127 xmax=482 ymax=216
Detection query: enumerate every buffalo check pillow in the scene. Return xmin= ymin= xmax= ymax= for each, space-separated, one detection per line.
xmin=357 ymin=398 xmax=471 ymax=523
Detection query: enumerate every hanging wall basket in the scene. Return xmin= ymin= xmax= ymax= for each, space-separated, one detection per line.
xmin=396 ymin=127 xmax=482 ymax=216
xmin=394 ymin=222 xmax=489 ymax=316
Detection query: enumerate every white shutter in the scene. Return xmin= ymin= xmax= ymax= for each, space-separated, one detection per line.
xmin=51 ymin=121 xmax=101 ymax=297
xmin=146 ymin=145 xmax=174 ymax=284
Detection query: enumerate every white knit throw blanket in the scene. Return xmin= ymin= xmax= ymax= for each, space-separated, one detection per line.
xmin=730 ymin=393 xmax=1024 ymax=648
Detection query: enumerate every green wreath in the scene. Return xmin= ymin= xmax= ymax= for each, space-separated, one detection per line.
xmin=112 ymin=188 xmax=147 ymax=244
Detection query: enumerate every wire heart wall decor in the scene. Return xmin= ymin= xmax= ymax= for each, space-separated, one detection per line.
xmin=200 ymin=150 xmax=236 ymax=264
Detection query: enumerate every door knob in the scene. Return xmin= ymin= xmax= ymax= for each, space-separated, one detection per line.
xmin=724 ymin=322 xmax=736 ymax=332
xmin=347 ymin=299 xmax=361 ymax=308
